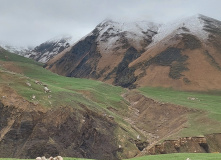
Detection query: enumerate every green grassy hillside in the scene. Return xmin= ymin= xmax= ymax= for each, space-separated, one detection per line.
xmin=0 ymin=48 xmax=125 ymax=109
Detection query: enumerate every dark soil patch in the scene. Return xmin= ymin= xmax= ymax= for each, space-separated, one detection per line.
xmin=107 ymin=47 xmax=141 ymax=88
xmin=181 ymin=34 xmax=202 ymax=50
xmin=143 ymin=47 xmax=189 ymax=79
xmin=203 ymin=50 xmax=221 ymax=70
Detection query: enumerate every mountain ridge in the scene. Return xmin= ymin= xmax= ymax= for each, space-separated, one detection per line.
xmin=45 ymin=19 xmax=159 ymax=88
xmin=45 ymin=14 xmax=221 ymax=91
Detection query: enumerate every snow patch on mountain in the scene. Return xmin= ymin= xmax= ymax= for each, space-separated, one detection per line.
xmin=24 ymin=36 xmax=73 ymax=63
xmin=150 ymin=14 xmax=209 ymax=46
xmin=95 ymin=19 xmax=160 ymax=52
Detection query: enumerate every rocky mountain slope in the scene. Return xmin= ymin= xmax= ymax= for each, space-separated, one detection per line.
xmin=1 ymin=36 xmax=72 ymax=63
xmin=46 ymin=14 xmax=221 ymax=91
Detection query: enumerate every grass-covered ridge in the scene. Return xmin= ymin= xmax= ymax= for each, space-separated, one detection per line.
xmin=0 ymin=48 xmax=126 ymax=110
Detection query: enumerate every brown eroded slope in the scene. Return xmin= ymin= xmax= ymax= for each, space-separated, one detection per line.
xmin=130 ymin=32 xmax=221 ymax=91
xmin=131 ymin=43 xmax=221 ymax=91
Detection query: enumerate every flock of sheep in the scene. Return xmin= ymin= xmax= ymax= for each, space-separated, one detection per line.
xmin=35 ymin=156 xmax=191 ymax=160
xmin=36 ymin=156 xmax=63 ymax=160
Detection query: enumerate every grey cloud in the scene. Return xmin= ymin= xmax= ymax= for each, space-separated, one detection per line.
xmin=0 ymin=0 xmax=220 ymax=46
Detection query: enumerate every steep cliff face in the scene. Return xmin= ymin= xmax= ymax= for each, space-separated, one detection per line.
xmin=46 ymin=15 xmax=221 ymax=91
xmin=0 ymin=101 xmax=120 ymax=159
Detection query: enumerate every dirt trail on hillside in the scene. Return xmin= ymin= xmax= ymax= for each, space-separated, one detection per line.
xmin=121 ymin=90 xmax=221 ymax=156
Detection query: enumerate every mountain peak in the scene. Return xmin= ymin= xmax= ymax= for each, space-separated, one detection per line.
xmin=97 ymin=19 xmax=159 ymax=30
xmin=197 ymin=13 xmax=216 ymax=19
xmin=46 ymin=35 xmax=73 ymax=44
xmin=150 ymin=14 xmax=210 ymax=46
xmin=93 ymin=19 xmax=160 ymax=53
xmin=98 ymin=18 xmax=116 ymax=26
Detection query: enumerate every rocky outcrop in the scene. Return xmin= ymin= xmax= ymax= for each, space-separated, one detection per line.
xmin=148 ymin=134 xmax=221 ymax=154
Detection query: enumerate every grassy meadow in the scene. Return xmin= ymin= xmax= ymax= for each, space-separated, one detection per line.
xmin=0 ymin=49 xmax=126 ymax=110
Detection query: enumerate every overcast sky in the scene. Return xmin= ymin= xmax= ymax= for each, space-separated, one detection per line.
xmin=0 ymin=0 xmax=220 ymax=47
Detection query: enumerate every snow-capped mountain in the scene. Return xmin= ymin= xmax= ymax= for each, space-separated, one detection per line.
xmin=45 ymin=20 xmax=159 ymax=86
xmin=46 ymin=14 xmax=221 ymax=91
xmin=0 ymin=36 xmax=73 ymax=63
